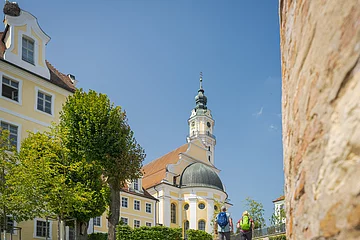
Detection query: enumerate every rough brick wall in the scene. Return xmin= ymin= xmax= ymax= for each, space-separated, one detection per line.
xmin=279 ymin=0 xmax=360 ymax=239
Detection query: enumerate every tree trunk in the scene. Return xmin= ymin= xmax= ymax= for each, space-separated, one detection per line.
xmin=59 ymin=220 xmax=65 ymax=240
xmin=108 ymin=183 xmax=120 ymax=240
xmin=75 ymin=221 xmax=88 ymax=240
xmin=57 ymin=217 xmax=60 ymax=240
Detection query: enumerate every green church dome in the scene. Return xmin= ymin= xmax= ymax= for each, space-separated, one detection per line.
xmin=180 ymin=163 xmax=224 ymax=191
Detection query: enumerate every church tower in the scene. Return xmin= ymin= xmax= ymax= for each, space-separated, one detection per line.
xmin=187 ymin=72 xmax=216 ymax=165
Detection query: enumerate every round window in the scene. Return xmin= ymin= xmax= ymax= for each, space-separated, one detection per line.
xmin=184 ymin=204 xmax=189 ymax=210
xmin=214 ymin=205 xmax=218 ymax=211
xmin=198 ymin=203 xmax=205 ymax=209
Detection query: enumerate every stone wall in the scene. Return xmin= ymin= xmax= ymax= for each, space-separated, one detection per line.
xmin=279 ymin=0 xmax=360 ymax=239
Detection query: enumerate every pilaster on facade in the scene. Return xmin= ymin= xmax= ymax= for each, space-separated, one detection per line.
xmin=177 ymin=198 xmax=183 ymax=228
xmin=206 ymin=198 xmax=215 ymax=233
xmin=162 ymin=194 xmax=171 ymax=227
xmin=188 ymin=194 xmax=197 ymax=230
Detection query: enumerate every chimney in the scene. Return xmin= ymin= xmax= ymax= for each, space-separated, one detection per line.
xmin=67 ymin=74 xmax=78 ymax=86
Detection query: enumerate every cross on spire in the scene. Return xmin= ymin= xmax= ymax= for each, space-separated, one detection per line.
xmin=200 ymin=72 xmax=203 ymax=89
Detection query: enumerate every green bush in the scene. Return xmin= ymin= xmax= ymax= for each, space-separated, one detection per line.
xmin=186 ymin=229 xmax=213 ymax=240
xmin=269 ymin=234 xmax=286 ymax=240
xmin=116 ymin=225 xmax=182 ymax=240
xmin=88 ymin=232 xmax=108 ymax=240
xmin=116 ymin=225 xmax=133 ymax=240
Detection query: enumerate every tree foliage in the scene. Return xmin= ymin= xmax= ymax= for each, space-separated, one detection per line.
xmin=5 ymin=130 xmax=108 ymax=228
xmin=59 ymin=89 xmax=145 ymax=240
xmin=243 ymin=197 xmax=266 ymax=229
xmin=0 ymin=129 xmax=17 ymax=232
xmin=270 ymin=207 xmax=286 ymax=226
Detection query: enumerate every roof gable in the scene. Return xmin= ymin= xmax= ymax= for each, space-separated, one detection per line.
xmin=142 ymin=144 xmax=188 ymax=189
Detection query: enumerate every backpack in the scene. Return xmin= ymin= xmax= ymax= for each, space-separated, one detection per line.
xmin=217 ymin=212 xmax=229 ymax=228
xmin=240 ymin=215 xmax=251 ymax=231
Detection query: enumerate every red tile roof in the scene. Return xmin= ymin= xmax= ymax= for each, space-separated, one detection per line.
xmin=272 ymin=195 xmax=285 ymax=203
xmin=142 ymin=144 xmax=188 ymax=190
xmin=121 ymin=187 xmax=158 ymax=201
xmin=46 ymin=61 xmax=76 ymax=92
xmin=0 ymin=31 xmax=76 ymax=93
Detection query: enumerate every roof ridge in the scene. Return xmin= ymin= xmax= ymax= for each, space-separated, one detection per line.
xmin=144 ymin=143 xmax=188 ymax=166
xmin=45 ymin=60 xmax=76 ymax=92
xmin=46 ymin=60 xmax=65 ymax=77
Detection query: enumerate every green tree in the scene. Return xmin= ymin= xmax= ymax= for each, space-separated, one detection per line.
xmin=6 ymin=130 xmax=108 ymax=240
xmin=59 ymin=89 xmax=145 ymax=240
xmin=243 ymin=197 xmax=266 ymax=229
xmin=270 ymin=207 xmax=286 ymax=226
xmin=0 ymin=129 xmax=17 ymax=237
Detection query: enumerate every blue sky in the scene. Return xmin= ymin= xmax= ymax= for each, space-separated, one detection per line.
xmin=17 ymin=0 xmax=283 ymax=226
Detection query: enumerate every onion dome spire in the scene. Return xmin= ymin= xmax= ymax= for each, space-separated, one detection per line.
xmin=195 ymin=72 xmax=207 ymax=110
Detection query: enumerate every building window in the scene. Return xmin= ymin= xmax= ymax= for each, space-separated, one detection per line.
xmin=68 ymin=227 xmax=75 ymax=240
xmin=37 ymin=91 xmax=52 ymax=114
xmin=184 ymin=221 xmax=189 ymax=239
xmin=35 ymin=220 xmax=50 ymax=238
xmin=198 ymin=220 xmax=206 ymax=231
xmin=198 ymin=203 xmax=205 ymax=210
xmin=121 ymin=197 xmax=128 ymax=208
xmin=93 ymin=216 xmax=101 ymax=227
xmin=134 ymin=220 xmax=140 ymax=228
xmin=120 ymin=217 xmax=128 ymax=225
xmin=146 ymin=203 xmax=152 ymax=213
xmin=133 ymin=179 xmax=139 ymax=190
xmin=22 ymin=36 xmax=34 ymax=64
xmin=1 ymin=121 xmax=18 ymax=148
xmin=184 ymin=204 xmax=189 ymax=210
xmin=146 ymin=222 xmax=152 ymax=227
xmin=171 ymin=203 xmax=176 ymax=224
xmin=2 ymin=77 xmax=19 ymax=102
xmin=134 ymin=200 xmax=140 ymax=211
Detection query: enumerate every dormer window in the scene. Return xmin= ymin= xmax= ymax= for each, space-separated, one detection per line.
xmin=22 ymin=36 xmax=34 ymax=64
xmin=133 ymin=179 xmax=139 ymax=191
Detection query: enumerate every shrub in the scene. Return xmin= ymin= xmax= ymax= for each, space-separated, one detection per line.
xmin=88 ymin=232 xmax=108 ymax=240
xmin=186 ymin=229 xmax=213 ymax=240
xmin=269 ymin=234 xmax=286 ymax=240
xmin=117 ymin=224 xmax=132 ymax=240
xmin=116 ymin=225 xmax=182 ymax=240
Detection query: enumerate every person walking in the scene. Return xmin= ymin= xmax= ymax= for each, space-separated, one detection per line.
xmin=214 ymin=206 xmax=233 ymax=240
xmin=237 ymin=211 xmax=255 ymax=240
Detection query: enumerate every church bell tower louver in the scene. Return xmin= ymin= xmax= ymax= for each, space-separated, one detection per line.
xmin=187 ymin=72 xmax=216 ymax=165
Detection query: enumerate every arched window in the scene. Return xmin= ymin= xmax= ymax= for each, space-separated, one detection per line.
xmin=184 ymin=220 xmax=189 ymax=238
xmin=198 ymin=220 xmax=206 ymax=231
xmin=171 ymin=203 xmax=176 ymax=224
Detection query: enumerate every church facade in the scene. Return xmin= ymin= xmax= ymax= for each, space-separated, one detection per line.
xmin=142 ymin=74 xmax=231 ymax=235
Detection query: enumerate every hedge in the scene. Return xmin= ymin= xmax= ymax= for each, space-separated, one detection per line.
xmin=116 ymin=225 xmax=182 ymax=240
xmin=186 ymin=229 xmax=213 ymax=240
xmin=88 ymin=232 xmax=108 ymax=240
xmin=269 ymin=234 xmax=286 ymax=240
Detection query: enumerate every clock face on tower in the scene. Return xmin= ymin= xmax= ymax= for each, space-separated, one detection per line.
xmin=207 ymin=122 xmax=211 ymax=128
